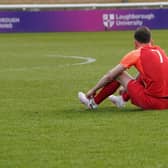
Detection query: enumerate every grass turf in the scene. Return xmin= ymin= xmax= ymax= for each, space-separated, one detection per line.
xmin=0 ymin=30 xmax=168 ymax=168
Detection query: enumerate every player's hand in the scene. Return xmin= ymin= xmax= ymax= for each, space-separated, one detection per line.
xmin=86 ymin=88 xmax=96 ymax=99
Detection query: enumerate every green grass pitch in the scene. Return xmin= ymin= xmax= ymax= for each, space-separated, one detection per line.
xmin=0 ymin=30 xmax=168 ymax=168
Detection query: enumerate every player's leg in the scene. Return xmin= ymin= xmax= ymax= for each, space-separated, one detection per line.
xmin=115 ymin=74 xmax=144 ymax=103
xmin=117 ymin=73 xmax=168 ymax=109
xmin=120 ymin=74 xmax=167 ymax=110
xmin=116 ymin=71 xmax=134 ymax=89
xmin=78 ymin=71 xmax=134 ymax=109
xmin=108 ymin=72 xmax=133 ymax=107
xmin=94 ymin=80 xmax=120 ymax=104
xmin=78 ymin=80 xmax=120 ymax=109
xmin=78 ymin=71 xmax=136 ymax=109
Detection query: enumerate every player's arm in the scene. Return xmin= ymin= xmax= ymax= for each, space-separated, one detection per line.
xmin=86 ymin=49 xmax=140 ymax=98
xmin=86 ymin=64 xmax=125 ymax=98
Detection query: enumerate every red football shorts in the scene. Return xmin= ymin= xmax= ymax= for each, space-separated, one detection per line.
xmin=127 ymin=80 xmax=168 ymax=110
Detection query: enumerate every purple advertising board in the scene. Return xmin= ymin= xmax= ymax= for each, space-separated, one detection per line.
xmin=0 ymin=8 xmax=167 ymax=32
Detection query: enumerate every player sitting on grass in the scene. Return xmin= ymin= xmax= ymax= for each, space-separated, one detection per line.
xmin=78 ymin=26 xmax=168 ymax=110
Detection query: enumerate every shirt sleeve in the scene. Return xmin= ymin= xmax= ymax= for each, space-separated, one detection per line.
xmin=120 ymin=49 xmax=140 ymax=69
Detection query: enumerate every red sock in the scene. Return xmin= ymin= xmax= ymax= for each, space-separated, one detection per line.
xmin=121 ymin=91 xmax=130 ymax=101
xmin=94 ymin=81 xmax=120 ymax=104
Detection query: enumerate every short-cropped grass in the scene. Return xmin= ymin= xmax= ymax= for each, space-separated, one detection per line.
xmin=0 ymin=30 xmax=168 ymax=168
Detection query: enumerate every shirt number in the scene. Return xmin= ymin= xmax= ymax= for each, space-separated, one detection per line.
xmin=151 ymin=49 xmax=163 ymax=63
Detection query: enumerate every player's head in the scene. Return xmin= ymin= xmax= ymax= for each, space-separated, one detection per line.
xmin=134 ymin=26 xmax=151 ymax=43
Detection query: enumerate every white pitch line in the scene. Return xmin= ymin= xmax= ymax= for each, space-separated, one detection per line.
xmin=0 ymin=55 xmax=96 ymax=72
xmin=47 ymin=55 xmax=96 ymax=66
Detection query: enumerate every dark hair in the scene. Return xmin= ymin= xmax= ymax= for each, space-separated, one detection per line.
xmin=134 ymin=26 xmax=151 ymax=43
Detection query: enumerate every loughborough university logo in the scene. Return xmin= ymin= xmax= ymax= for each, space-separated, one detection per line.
xmin=102 ymin=14 xmax=115 ymax=30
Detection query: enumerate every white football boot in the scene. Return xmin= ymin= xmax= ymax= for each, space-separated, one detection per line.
xmin=108 ymin=95 xmax=125 ymax=108
xmin=78 ymin=92 xmax=98 ymax=109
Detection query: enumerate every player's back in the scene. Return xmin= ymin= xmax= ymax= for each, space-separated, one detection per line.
xmin=140 ymin=45 xmax=168 ymax=97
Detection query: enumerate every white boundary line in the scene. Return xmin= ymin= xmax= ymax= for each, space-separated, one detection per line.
xmin=0 ymin=55 xmax=96 ymax=72
xmin=48 ymin=55 xmax=96 ymax=66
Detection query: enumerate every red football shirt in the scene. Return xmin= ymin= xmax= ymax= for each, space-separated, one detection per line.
xmin=120 ymin=44 xmax=168 ymax=97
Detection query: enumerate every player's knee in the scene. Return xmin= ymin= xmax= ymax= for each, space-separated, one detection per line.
xmin=117 ymin=72 xmax=133 ymax=89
